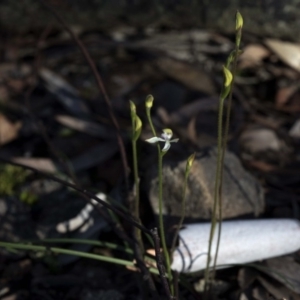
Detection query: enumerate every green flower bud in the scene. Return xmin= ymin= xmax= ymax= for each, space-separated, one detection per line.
xmin=222 ymin=66 xmax=233 ymax=88
xmin=133 ymin=115 xmax=142 ymax=141
xmin=145 ymin=95 xmax=154 ymax=109
xmin=235 ymin=11 xmax=243 ymax=30
xmin=130 ymin=100 xmax=136 ymax=118
xmin=186 ymin=153 xmax=196 ymax=173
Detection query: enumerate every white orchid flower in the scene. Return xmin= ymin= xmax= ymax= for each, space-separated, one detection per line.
xmin=146 ymin=128 xmax=179 ymax=152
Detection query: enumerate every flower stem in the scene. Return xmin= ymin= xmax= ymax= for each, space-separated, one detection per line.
xmin=204 ymin=95 xmax=225 ymax=293
xmin=146 ymin=107 xmax=173 ymax=295
xmin=170 ymin=153 xmax=195 ymax=256
xmin=158 ymin=151 xmax=173 ymax=294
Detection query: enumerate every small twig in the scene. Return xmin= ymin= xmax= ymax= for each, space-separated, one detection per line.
xmin=133 ymin=240 xmax=158 ymax=298
xmin=173 ymin=271 xmax=179 ymax=300
xmin=151 ymin=228 xmax=175 ymax=300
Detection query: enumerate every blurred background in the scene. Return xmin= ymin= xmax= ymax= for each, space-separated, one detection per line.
xmin=0 ymin=1 xmax=300 ymax=299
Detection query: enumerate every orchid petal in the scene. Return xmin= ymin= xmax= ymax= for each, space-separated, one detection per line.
xmin=162 ymin=141 xmax=171 ymax=152
xmin=170 ymin=138 xmax=179 ymax=143
xmin=145 ymin=137 xmax=164 ymax=144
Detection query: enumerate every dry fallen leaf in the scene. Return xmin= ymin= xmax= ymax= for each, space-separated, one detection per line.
xmin=258 ymin=275 xmax=300 ymax=300
xmin=289 ymin=119 xmax=300 ymax=139
xmin=265 ymin=39 xmax=300 ymax=72
xmin=169 ymin=97 xmax=219 ymax=124
xmin=239 ymin=44 xmax=270 ymax=69
xmin=238 ymin=267 xmax=259 ymax=290
xmin=12 ymin=157 xmax=58 ymax=173
xmin=263 ymin=256 xmax=300 ymax=294
xmin=275 ymin=84 xmax=299 ymax=108
xmin=0 ymin=114 xmax=22 ymax=145
xmin=155 ymin=57 xmax=216 ymax=95
xmin=40 ymin=68 xmax=90 ymax=116
xmin=55 ymin=115 xmax=116 ymax=139
xmin=245 ymin=160 xmax=277 ymax=172
xmin=252 ymin=285 xmax=269 ymax=300
xmin=240 ymin=127 xmax=283 ymax=153
xmin=133 ymin=30 xmax=227 ymax=61
xmin=187 ymin=117 xmax=198 ymax=144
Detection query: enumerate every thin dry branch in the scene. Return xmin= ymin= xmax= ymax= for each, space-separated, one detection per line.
xmin=39 ymin=0 xmax=129 ymax=188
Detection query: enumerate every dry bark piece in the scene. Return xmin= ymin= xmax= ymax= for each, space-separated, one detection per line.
xmin=147 ymin=147 xmax=264 ymax=220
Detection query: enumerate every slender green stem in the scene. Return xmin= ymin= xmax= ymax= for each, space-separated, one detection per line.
xmin=31 ymin=238 xmax=156 ymax=264
xmin=34 ymin=238 xmax=134 ymax=254
xmin=146 ymin=108 xmax=173 ymax=295
xmin=170 ymin=169 xmax=189 ymax=256
xmin=0 ymin=241 xmax=159 ymax=275
xmin=1 ymin=241 xmax=134 ymax=268
xmin=213 ymin=48 xmax=239 ymax=273
xmin=204 ymin=95 xmax=225 ymax=293
xmin=204 ymin=14 xmax=243 ymax=295
xmin=212 ymin=97 xmax=226 ymax=268
xmin=158 ymin=151 xmax=173 ymax=294
xmin=171 ymin=153 xmax=194 ymax=257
